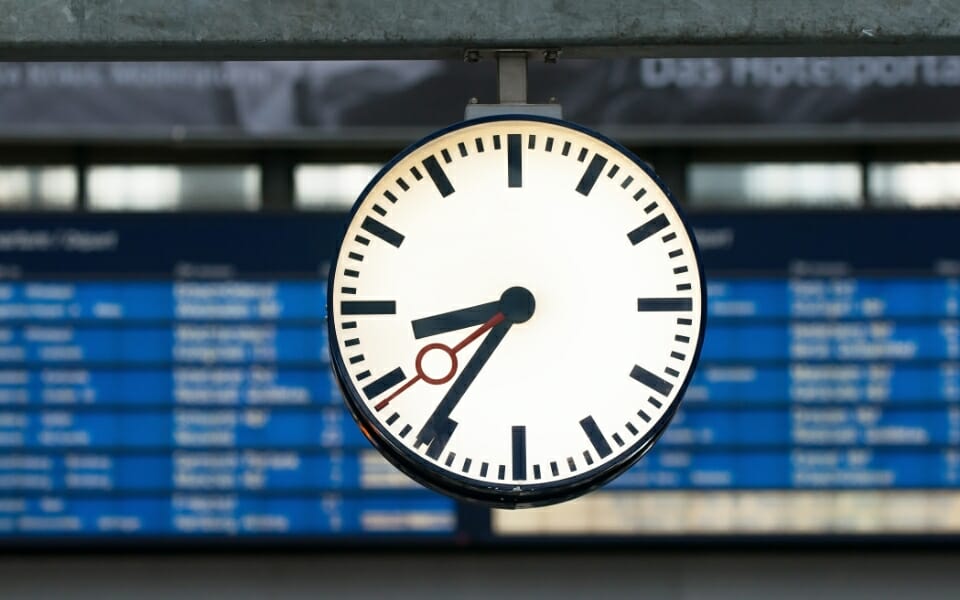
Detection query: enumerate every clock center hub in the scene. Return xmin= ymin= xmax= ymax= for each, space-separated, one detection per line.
xmin=500 ymin=286 xmax=536 ymax=324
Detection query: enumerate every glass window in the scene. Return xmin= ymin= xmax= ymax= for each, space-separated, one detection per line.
xmin=688 ymin=163 xmax=862 ymax=208
xmin=0 ymin=166 xmax=76 ymax=210
xmin=869 ymin=162 xmax=960 ymax=207
xmin=295 ymin=164 xmax=382 ymax=211
xmin=88 ymin=165 xmax=260 ymax=211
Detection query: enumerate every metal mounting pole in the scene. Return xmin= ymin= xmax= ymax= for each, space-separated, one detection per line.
xmin=497 ymin=51 xmax=528 ymax=104
xmin=464 ymin=49 xmax=563 ymax=120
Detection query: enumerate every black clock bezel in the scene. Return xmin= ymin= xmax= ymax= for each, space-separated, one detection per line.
xmin=327 ymin=114 xmax=707 ymax=508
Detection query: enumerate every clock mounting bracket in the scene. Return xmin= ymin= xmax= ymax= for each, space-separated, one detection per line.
xmin=463 ymin=49 xmax=564 ymax=120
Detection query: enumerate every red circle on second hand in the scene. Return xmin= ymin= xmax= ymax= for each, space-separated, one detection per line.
xmin=415 ymin=343 xmax=459 ymax=385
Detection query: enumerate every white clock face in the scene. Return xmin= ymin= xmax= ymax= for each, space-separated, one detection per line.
xmin=328 ymin=116 xmax=705 ymax=507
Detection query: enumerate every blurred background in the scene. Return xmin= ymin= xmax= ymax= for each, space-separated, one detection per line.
xmin=3 ymin=57 xmax=960 ymax=597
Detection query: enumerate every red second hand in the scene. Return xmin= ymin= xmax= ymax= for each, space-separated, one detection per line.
xmin=374 ymin=311 xmax=505 ymax=411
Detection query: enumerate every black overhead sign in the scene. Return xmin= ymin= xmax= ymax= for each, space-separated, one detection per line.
xmin=0 ymin=58 xmax=958 ymax=140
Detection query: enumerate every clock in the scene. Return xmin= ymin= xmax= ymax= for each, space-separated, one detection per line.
xmin=327 ymin=115 xmax=705 ymax=508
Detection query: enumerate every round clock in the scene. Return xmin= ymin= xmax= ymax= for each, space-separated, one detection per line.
xmin=327 ymin=115 xmax=705 ymax=508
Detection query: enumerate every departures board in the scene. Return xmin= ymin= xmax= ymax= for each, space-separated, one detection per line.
xmin=1 ymin=211 xmax=960 ymax=545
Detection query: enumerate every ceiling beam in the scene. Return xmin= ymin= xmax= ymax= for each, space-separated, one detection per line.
xmin=0 ymin=0 xmax=959 ymax=60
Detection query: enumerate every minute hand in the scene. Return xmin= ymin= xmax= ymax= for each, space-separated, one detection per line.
xmin=416 ymin=319 xmax=512 ymax=460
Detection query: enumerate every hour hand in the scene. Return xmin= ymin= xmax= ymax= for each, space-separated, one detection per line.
xmin=411 ymin=300 xmax=500 ymax=339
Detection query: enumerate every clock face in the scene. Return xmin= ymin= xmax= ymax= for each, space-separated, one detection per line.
xmin=328 ymin=116 xmax=705 ymax=507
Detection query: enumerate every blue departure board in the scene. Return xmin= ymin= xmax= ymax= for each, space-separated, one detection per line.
xmin=2 ymin=212 xmax=960 ymax=544
xmin=0 ymin=215 xmax=457 ymax=542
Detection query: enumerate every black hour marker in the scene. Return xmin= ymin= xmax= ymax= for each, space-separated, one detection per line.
xmin=576 ymin=154 xmax=608 ymax=196
xmin=561 ymin=141 xmax=571 ymax=156
xmin=384 ymin=191 xmax=398 ymax=203
xmin=533 ymin=464 xmax=542 ymax=479
xmin=620 ymin=175 xmax=634 ymax=189
xmin=607 ymin=164 xmax=620 ymax=178
xmin=348 ymin=252 xmax=364 ymax=261
xmin=612 ymin=433 xmax=624 ymax=447
xmin=410 ymin=166 xmax=423 ymax=181
xmin=498 ymin=465 xmax=506 ymax=480
xmin=386 ymin=412 xmax=399 ymax=425
xmin=422 ymin=156 xmax=455 ymax=198
xmin=397 ymin=178 xmax=410 ymax=191
xmin=341 ymin=300 xmax=396 ymax=315
xmin=512 ymin=425 xmax=527 ymax=480
xmin=357 ymin=370 xmax=371 ymax=381
xmin=579 ymin=415 xmax=613 ymax=459
xmin=631 ymin=364 xmax=674 ymax=396
xmin=637 ymin=297 xmax=693 ymax=312
xmin=441 ymin=149 xmax=452 ymax=163
xmin=545 ymin=137 xmax=554 ymax=152
xmin=648 ymin=396 xmax=663 ymax=409
xmin=458 ymin=142 xmax=468 ymax=157
xmin=550 ymin=461 xmax=559 ymax=476
xmin=480 ymin=462 xmax=490 ymax=477
xmin=493 ymin=135 xmax=501 ymax=150
xmin=628 ymin=214 xmax=669 ymax=245
xmin=507 ymin=133 xmax=522 ymax=188
xmin=445 ymin=452 xmax=456 ymax=467
xmin=349 ymin=354 xmax=364 ymax=364
xmin=362 ymin=367 xmax=406 ymax=400
xmin=634 ymin=189 xmax=648 ymax=201
xmin=400 ymin=424 xmax=412 ymax=438
xmin=625 ymin=422 xmax=639 ymax=435
xmin=577 ymin=148 xmax=588 ymax=162
xmin=462 ymin=458 xmax=472 ymax=473
xmin=475 ymin=137 xmax=485 ymax=153
xmin=638 ymin=409 xmax=651 ymax=423
xmin=361 ymin=216 xmax=405 ymax=248
xmin=342 ymin=322 xmax=357 ymax=330
xmin=343 ymin=269 xmax=359 ymax=278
